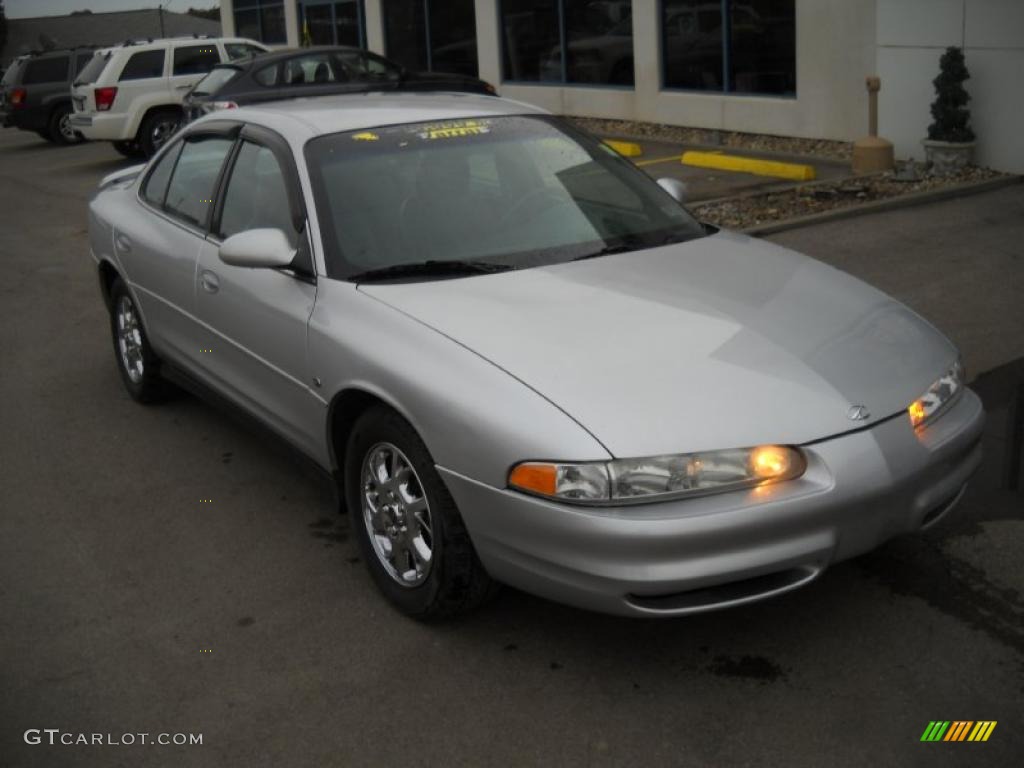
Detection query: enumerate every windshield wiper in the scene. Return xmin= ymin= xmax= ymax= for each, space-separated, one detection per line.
xmin=348 ymin=259 xmax=516 ymax=283
xmin=571 ymin=232 xmax=695 ymax=262
xmin=571 ymin=244 xmax=634 ymax=262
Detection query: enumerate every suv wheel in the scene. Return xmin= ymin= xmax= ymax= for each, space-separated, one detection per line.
xmin=345 ymin=406 xmax=497 ymax=619
xmin=48 ymin=104 xmax=84 ymax=145
xmin=138 ymin=110 xmax=182 ymax=157
xmin=109 ymin=277 xmax=171 ymax=404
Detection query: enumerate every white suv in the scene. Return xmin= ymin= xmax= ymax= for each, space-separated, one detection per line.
xmin=71 ymin=36 xmax=267 ymax=157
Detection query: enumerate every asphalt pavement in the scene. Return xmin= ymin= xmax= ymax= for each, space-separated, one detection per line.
xmin=1 ymin=128 xmax=1022 ymax=768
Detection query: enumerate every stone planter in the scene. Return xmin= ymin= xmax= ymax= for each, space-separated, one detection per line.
xmin=922 ymin=139 xmax=975 ymax=175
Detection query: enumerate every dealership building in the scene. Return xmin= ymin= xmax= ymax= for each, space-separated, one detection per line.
xmin=218 ymin=1 xmax=1024 ymax=172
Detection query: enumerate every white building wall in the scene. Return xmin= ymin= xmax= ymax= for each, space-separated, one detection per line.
xmin=222 ymin=1 xmax=876 ymax=143
xmin=481 ymin=0 xmax=877 ymax=143
xmin=877 ymin=0 xmax=1024 ymax=172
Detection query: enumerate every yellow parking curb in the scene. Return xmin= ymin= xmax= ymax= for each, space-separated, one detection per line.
xmin=681 ymin=150 xmax=816 ymax=181
xmin=604 ymin=139 xmax=643 ymax=157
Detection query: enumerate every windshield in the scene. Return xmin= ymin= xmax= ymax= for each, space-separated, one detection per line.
xmin=192 ymin=66 xmax=241 ymax=96
xmin=305 ymin=115 xmax=705 ymax=280
xmin=74 ymin=51 xmax=110 ymax=85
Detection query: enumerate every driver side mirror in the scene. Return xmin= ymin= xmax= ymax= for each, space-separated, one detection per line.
xmin=656 ymin=177 xmax=688 ymax=204
xmin=219 ymin=229 xmax=296 ymax=269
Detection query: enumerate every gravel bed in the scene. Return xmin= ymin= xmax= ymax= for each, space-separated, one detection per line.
xmin=568 ymin=116 xmax=853 ymax=161
xmin=690 ymin=165 xmax=1010 ymax=229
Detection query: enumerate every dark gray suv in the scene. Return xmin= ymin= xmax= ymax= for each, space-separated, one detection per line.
xmin=1 ymin=48 xmax=95 ymax=145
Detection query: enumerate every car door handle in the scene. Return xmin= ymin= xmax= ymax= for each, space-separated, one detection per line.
xmin=199 ymin=270 xmax=219 ymax=294
xmin=175 ymin=84 xmax=194 ymax=90
xmin=114 ymin=234 xmax=132 ymax=253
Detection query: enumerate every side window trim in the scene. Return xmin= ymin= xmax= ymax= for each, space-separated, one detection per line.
xmin=208 ymin=126 xmax=314 ymax=279
xmin=139 ymin=122 xmax=242 ymax=233
xmin=139 ymin=139 xmax=183 ymax=210
xmin=210 ymin=124 xmax=306 ymax=238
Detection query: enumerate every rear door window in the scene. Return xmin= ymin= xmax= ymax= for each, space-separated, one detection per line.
xmin=142 ymin=141 xmax=184 ymax=207
xmin=119 ymin=50 xmax=166 ymax=81
xmin=282 ymin=54 xmax=340 ymax=86
xmin=164 ymin=136 xmax=235 ymax=228
xmin=22 ymin=56 xmax=70 ymax=84
xmin=173 ymin=45 xmax=220 ymax=76
xmin=225 ymin=43 xmax=265 ymax=61
xmin=253 ymin=64 xmax=280 ymax=86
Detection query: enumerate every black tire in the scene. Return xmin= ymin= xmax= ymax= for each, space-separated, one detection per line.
xmin=112 ymin=140 xmax=143 ymax=158
xmin=138 ymin=109 xmax=182 ymax=158
xmin=345 ymin=406 xmax=497 ymax=619
xmin=47 ymin=103 xmax=84 ymax=145
xmin=108 ymin=277 xmax=171 ymax=404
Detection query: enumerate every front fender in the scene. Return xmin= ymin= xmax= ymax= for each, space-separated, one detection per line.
xmin=310 ymin=280 xmax=611 ymax=488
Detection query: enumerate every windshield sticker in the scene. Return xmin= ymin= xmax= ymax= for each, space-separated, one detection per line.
xmin=351 ymin=131 xmax=379 ymax=141
xmin=416 ymin=120 xmax=491 ymax=141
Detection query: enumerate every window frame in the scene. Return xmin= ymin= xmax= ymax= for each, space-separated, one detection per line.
xmin=658 ymin=0 xmax=797 ymax=99
xmin=209 ymin=123 xmax=314 ymax=278
xmin=140 ymin=139 xmax=184 ymax=209
xmin=233 ymin=0 xmax=289 ymax=45
xmin=298 ymin=0 xmax=368 ymax=48
xmin=118 ymin=48 xmax=168 ymax=82
xmin=21 ymin=54 xmax=72 ymax=85
xmin=497 ymin=0 xmax=635 ymax=89
xmin=382 ymin=0 xmax=477 ymax=77
xmin=172 ymin=43 xmax=222 ymax=77
xmin=137 ymin=121 xmax=242 ymax=236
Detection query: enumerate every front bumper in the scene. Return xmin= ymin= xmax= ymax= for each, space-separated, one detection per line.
xmin=439 ymin=389 xmax=985 ymax=617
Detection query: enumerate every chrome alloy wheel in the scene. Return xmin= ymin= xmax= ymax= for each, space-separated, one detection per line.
xmin=59 ymin=113 xmax=77 ymax=142
xmin=116 ymin=295 xmax=145 ymax=384
xmin=361 ymin=442 xmax=434 ymax=587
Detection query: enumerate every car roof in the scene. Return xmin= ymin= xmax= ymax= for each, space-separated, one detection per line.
xmin=218 ymin=92 xmax=548 ymax=139
xmin=96 ymin=36 xmax=258 ymax=55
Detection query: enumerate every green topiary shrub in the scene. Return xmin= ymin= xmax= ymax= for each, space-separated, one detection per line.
xmin=928 ymin=47 xmax=974 ymax=142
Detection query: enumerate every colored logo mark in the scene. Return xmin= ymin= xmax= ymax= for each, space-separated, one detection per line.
xmin=921 ymin=721 xmax=997 ymax=742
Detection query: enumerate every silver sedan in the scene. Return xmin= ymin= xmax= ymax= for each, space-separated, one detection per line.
xmin=88 ymin=94 xmax=984 ymax=618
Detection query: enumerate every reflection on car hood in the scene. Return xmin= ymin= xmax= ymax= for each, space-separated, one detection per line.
xmin=360 ymin=230 xmax=958 ymax=457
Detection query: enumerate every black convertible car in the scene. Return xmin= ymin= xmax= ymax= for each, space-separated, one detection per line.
xmin=184 ymin=46 xmax=497 ymax=120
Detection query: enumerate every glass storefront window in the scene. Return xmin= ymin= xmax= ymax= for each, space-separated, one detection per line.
xmin=383 ymin=0 xmax=478 ymax=77
xmin=662 ymin=0 xmax=795 ymax=96
xmin=382 ymin=0 xmax=428 ymax=71
xmin=234 ymin=0 xmax=287 ymax=45
xmin=500 ymin=0 xmax=634 ymax=86
xmin=298 ymin=1 xmax=366 ymax=48
xmin=564 ymin=0 xmax=634 ymax=85
xmin=429 ymin=0 xmax=479 ymax=77
xmin=729 ymin=0 xmax=795 ymax=95
xmin=500 ymin=0 xmax=561 ymax=83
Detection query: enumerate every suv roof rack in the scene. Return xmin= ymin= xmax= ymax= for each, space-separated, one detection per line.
xmin=22 ymin=44 xmax=100 ymax=57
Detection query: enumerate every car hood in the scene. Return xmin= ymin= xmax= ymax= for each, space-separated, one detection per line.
xmin=359 ymin=230 xmax=958 ymax=457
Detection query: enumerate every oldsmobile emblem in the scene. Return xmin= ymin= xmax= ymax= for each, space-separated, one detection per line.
xmin=847 ymin=405 xmax=870 ymax=421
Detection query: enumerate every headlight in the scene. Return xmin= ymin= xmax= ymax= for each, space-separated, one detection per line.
xmin=907 ymin=360 xmax=964 ymax=429
xmin=508 ymin=445 xmax=806 ymax=505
